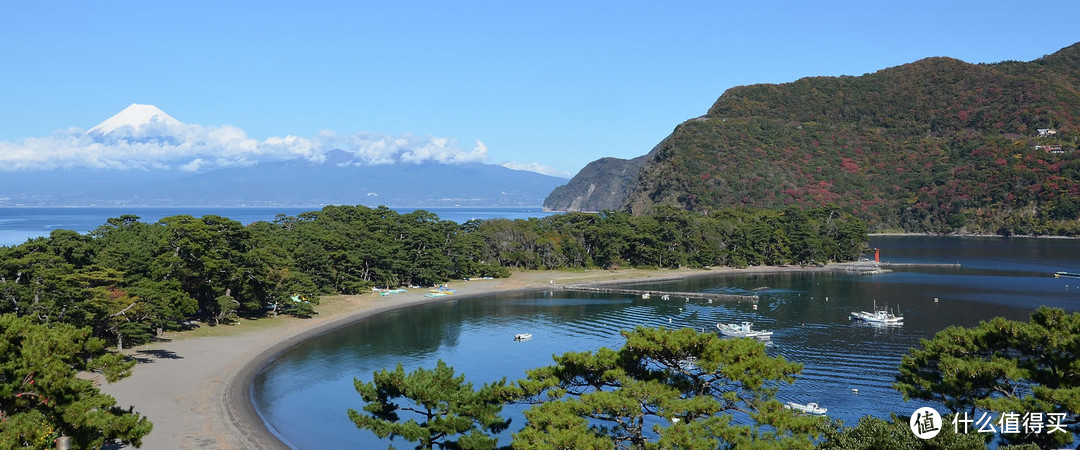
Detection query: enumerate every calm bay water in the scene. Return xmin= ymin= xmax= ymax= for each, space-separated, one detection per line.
xmin=252 ymin=236 xmax=1080 ymax=448
xmin=0 ymin=206 xmax=555 ymax=247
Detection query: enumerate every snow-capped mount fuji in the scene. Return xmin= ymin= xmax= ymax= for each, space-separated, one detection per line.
xmin=87 ymin=103 xmax=185 ymax=138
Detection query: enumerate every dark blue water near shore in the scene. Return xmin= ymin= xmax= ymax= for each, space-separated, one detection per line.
xmin=252 ymin=236 xmax=1080 ymax=448
xmin=0 ymin=206 xmax=555 ymax=247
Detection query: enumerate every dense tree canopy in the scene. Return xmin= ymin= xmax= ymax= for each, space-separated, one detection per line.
xmin=0 ymin=205 xmax=867 ymax=351
xmin=513 ymin=327 xmax=827 ymax=449
xmin=349 ymin=360 xmax=513 ymax=449
xmin=0 ymin=314 xmax=151 ymax=449
xmin=894 ymin=307 xmax=1080 ymax=448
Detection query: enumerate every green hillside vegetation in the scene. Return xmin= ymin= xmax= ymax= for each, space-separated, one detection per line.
xmin=543 ymin=153 xmax=650 ymax=212
xmin=554 ymin=42 xmax=1080 ymax=235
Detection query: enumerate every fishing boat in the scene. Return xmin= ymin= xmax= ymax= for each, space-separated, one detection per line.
xmin=716 ymin=322 xmax=773 ymax=339
xmin=1054 ymin=271 xmax=1080 ymax=278
xmin=784 ymin=401 xmax=827 ymax=415
xmin=514 ymin=333 xmax=532 ymax=341
xmin=850 ymin=300 xmax=903 ymax=324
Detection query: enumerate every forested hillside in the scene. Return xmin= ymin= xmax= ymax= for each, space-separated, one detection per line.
xmin=551 ymin=42 xmax=1080 ymax=235
xmin=542 ymin=154 xmax=649 ymax=212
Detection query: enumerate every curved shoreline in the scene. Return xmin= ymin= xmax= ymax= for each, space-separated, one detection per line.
xmin=224 ymin=284 xmax=553 ymax=449
xmin=101 ymin=265 xmax=841 ymax=448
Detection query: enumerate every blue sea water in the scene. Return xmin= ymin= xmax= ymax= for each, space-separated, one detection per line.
xmin=252 ymin=236 xmax=1080 ymax=448
xmin=0 ymin=206 xmax=556 ymax=247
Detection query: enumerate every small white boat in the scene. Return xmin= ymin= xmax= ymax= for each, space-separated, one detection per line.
xmin=716 ymin=322 xmax=773 ymax=339
xmin=849 ymin=309 xmax=903 ymax=324
xmin=850 ymin=300 xmax=903 ymax=324
xmin=514 ymin=333 xmax=532 ymax=341
xmin=784 ymin=401 xmax=827 ymax=415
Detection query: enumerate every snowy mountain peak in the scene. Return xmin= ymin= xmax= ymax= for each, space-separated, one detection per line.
xmin=88 ymin=103 xmax=184 ymax=136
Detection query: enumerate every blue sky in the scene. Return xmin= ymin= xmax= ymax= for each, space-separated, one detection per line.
xmin=2 ymin=1 xmax=1079 ymax=177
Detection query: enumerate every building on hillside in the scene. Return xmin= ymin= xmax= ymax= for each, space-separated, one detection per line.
xmin=1037 ymin=128 xmax=1058 ymax=137
xmin=1035 ymin=144 xmax=1065 ymax=153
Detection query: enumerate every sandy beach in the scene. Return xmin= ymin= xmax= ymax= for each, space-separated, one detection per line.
xmin=99 ymin=265 xmax=839 ymax=449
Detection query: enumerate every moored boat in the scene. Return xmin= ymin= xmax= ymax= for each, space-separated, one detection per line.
xmin=849 ymin=309 xmax=903 ymax=324
xmin=1054 ymin=271 xmax=1080 ymax=278
xmin=716 ymin=322 xmax=773 ymax=339
xmin=514 ymin=333 xmax=532 ymax=341
xmin=784 ymin=401 xmax=827 ymax=415
xmin=850 ymin=300 xmax=903 ymax=324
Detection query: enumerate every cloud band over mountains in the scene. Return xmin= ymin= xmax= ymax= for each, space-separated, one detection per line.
xmin=0 ymin=125 xmax=494 ymax=172
xmin=0 ymin=105 xmax=567 ymax=177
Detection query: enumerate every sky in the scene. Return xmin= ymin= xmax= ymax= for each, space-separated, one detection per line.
xmin=2 ymin=1 xmax=1079 ymax=178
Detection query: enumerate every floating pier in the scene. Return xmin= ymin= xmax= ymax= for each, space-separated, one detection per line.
xmin=564 ymin=285 xmax=759 ymax=302
xmin=833 ymin=261 xmax=960 ymax=275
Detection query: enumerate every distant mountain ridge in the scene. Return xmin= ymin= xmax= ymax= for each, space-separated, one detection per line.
xmin=0 ymin=159 xmax=565 ymax=207
xmin=546 ymin=42 xmax=1080 ymax=234
xmin=0 ymin=104 xmax=567 ymax=207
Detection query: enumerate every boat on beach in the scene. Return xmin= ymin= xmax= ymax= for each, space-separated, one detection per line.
xmin=716 ymin=322 xmax=773 ymax=339
xmin=784 ymin=401 xmax=827 ymax=415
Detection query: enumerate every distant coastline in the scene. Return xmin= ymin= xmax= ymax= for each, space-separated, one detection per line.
xmin=869 ymin=232 xmax=1080 ymax=239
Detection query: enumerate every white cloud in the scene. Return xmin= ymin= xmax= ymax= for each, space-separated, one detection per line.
xmin=180 ymin=158 xmax=206 ymax=172
xmin=0 ymin=115 xmax=561 ymax=179
xmin=400 ymin=139 xmax=488 ymax=164
xmin=501 ymin=161 xmax=573 ymax=178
